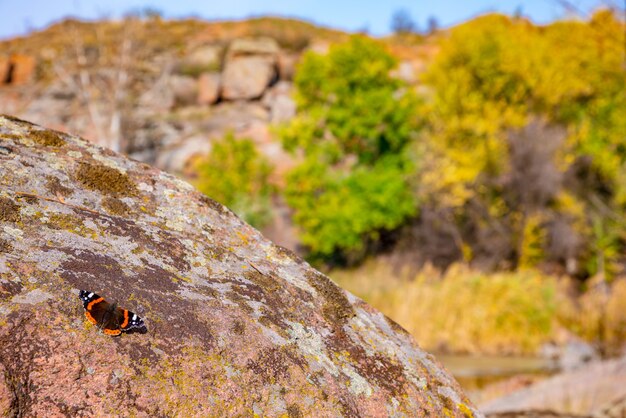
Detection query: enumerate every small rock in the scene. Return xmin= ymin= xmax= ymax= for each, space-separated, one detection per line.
xmin=197 ymin=72 xmax=221 ymax=105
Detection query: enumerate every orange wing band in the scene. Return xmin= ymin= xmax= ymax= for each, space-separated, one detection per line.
xmin=84 ymin=311 xmax=98 ymax=325
xmin=103 ymin=328 xmax=122 ymax=336
xmin=120 ymin=310 xmax=129 ymax=329
xmin=86 ymin=297 xmax=104 ymax=310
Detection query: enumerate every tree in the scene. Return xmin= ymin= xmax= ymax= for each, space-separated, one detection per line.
xmin=193 ymin=133 xmax=274 ymax=228
xmin=391 ymin=9 xmax=418 ymax=35
xmin=427 ymin=16 xmax=440 ymax=34
xmin=281 ymin=36 xmax=421 ymax=263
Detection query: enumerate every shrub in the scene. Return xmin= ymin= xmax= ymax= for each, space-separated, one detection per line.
xmin=193 ymin=133 xmax=273 ymax=227
xmin=281 ymin=36 xmax=421 ymax=263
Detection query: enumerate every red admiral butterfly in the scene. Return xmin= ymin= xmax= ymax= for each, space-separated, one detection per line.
xmin=79 ymin=290 xmax=147 ymax=336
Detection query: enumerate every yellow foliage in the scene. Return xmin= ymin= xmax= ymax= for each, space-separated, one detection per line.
xmin=559 ymin=277 xmax=626 ymax=355
xmin=518 ymin=214 xmax=547 ymax=269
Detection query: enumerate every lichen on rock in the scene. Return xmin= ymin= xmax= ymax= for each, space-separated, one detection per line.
xmin=0 ymin=115 xmax=482 ymax=417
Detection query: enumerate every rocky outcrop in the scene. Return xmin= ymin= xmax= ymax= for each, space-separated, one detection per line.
xmin=0 ymin=115 xmax=481 ymax=417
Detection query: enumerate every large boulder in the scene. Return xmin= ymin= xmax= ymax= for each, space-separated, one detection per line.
xmin=0 ymin=115 xmax=481 ymax=417
xmin=222 ymin=38 xmax=279 ymax=100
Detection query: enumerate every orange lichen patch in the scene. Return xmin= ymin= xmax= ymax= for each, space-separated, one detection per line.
xmin=84 ymin=311 xmax=98 ymax=326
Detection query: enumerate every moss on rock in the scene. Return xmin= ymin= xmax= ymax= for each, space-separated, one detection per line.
xmin=75 ymin=162 xmax=137 ymax=196
xmin=28 ymin=129 xmax=66 ymax=147
xmin=102 ymin=196 xmax=131 ymax=216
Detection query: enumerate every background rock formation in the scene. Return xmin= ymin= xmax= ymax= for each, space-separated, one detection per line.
xmin=0 ymin=115 xmax=480 ymax=417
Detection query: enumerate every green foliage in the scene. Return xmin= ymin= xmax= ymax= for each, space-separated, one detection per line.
xmin=281 ymin=36 xmax=421 ymax=261
xmin=194 ymin=133 xmax=273 ymax=227
xmin=286 ymin=154 xmax=417 ymax=259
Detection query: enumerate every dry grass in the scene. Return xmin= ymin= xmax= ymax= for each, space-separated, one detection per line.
xmin=332 ymin=260 xmax=626 ymax=356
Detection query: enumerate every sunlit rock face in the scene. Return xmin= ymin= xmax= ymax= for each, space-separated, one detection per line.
xmin=0 ymin=115 xmax=481 ymax=417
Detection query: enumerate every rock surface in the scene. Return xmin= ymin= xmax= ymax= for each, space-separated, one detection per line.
xmin=0 ymin=115 xmax=481 ymax=417
xmin=222 ymin=38 xmax=280 ymax=100
xmin=197 ymin=72 xmax=221 ymax=105
xmin=170 ymin=75 xmax=199 ymax=106
xmin=482 ymin=355 xmax=626 ymax=417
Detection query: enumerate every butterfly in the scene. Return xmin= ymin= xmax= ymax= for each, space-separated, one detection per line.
xmin=79 ymin=290 xmax=147 ymax=336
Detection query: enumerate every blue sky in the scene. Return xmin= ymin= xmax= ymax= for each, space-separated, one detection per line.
xmin=0 ymin=0 xmax=608 ymax=40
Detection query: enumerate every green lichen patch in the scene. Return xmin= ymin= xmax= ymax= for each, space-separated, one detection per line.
xmin=28 ymin=129 xmax=66 ymax=147
xmin=102 ymin=197 xmax=130 ymax=216
xmin=45 ymin=213 xmax=92 ymax=236
xmin=75 ymin=161 xmax=137 ymax=197
xmin=0 ymin=197 xmax=21 ymax=223
xmin=306 ymin=271 xmax=355 ymax=325
xmin=45 ymin=176 xmax=74 ymax=197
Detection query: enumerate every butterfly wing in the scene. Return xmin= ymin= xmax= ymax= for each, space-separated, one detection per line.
xmin=79 ymin=290 xmax=147 ymax=335
xmin=118 ymin=308 xmax=148 ymax=334
xmin=79 ymin=290 xmax=111 ymax=327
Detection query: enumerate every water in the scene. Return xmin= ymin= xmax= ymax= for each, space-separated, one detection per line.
xmin=437 ymin=354 xmax=558 ymax=401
